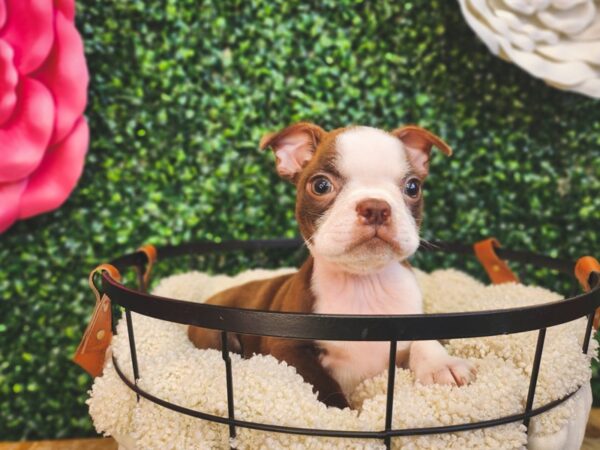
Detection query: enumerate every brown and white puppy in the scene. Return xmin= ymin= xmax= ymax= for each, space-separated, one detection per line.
xmin=188 ymin=123 xmax=476 ymax=409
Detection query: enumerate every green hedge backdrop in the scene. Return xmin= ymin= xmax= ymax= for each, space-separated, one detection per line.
xmin=1 ymin=0 xmax=599 ymax=440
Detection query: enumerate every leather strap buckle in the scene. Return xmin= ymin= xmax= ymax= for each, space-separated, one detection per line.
xmin=88 ymin=263 xmax=121 ymax=302
xmin=473 ymin=238 xmax=519 ymax=285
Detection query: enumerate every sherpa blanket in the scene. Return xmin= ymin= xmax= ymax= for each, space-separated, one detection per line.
xmin=88 ymin=268 xmax=595 ymax=450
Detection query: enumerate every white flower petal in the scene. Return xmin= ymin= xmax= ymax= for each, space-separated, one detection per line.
xmin=459 ymin=0 xmax=503 ymax=54
xmin=570 ymin=12 xmax=600 ymax=40
xmin=500 ymin=39 xmax=597 ymax=85
xmin=551 ymin=0 xmax=590 ymax=11
xmin=469 ymin=0 xmax=513 ymax=38
xmin=537 ymin=2 xmax=596 ymax=34
xmin=522 ymin=23 xmax=560 ymax=43
xmin=538 ymin=39 xmax=600 ymax=63
xmin=549 ymin=75 xmax=600 ymax=96
xmin=503 ymin=0 xmax=537 ymax=15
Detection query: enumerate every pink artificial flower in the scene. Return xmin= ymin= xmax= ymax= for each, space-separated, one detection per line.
xmin=0 ymin=0 xmax=89 ymax=233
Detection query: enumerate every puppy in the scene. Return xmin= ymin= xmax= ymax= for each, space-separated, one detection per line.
xmin=189 ymin=123 xmax=476 ymax=408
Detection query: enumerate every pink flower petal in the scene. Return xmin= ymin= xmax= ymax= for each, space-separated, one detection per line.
xmin=0 ymin=0 xmax=6 ymax=30
xmin=0 ymin=39 xmax=18 ymax=125
xmin=35 ymin=11 xmax=88 ymax=146
xmin=0 ymin=179 xmax=26 ymax=233
xmin=19 ymin=117 xmax=88 ymax=219
xmin=0 ymin=77 xmax=55 ymax=183
xmin=0 ymin=0 xmax=54 ymax=74
xmin=54 ymin=0 xmax=75 ymax=21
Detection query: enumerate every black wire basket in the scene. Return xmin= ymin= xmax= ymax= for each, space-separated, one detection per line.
xmin=91 ymin=238 xmax=600 ymax=449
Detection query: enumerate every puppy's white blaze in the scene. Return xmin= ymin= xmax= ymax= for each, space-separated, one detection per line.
xmin=311 ymin=126 xmax=420 ymax=269
xmin=337 ymin=126 xmax=409 ymax=182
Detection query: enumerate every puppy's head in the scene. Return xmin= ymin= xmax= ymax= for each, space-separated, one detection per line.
xmin=260 ymin=123 xmax=451 ymax=274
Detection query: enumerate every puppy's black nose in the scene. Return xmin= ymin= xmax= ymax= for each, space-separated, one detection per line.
xmin=356 ymin=199 xmax=391 ymax=226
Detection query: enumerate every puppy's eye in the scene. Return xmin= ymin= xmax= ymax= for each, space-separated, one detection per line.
xmin=311 ymin=176 xmax=334 ymax=196
xmin=404 ymin=178 xmax=421 ymax=198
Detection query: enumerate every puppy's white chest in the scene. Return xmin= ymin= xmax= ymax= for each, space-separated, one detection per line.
xmin=312 ymin=261 xmax=422 ymax=397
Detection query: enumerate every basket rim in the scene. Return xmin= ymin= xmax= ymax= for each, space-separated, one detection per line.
xmin=100 ymin=238 xmax=600 ymax=341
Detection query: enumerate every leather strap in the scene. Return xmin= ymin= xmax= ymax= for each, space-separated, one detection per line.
xmin=473 ymin=238 xmax=519 ymax=284
xmin=136 ymin=244 xmax=157 ymax=290
xmin=574 ymin=256 xmax=600 ymax=328
xmin=73 ymin=264 xmax=121 ymax=377
xmin=575 ymin=256 xmax=600 ymax=292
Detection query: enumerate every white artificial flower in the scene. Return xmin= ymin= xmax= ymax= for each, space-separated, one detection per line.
xmin=458 ymin=0 xmax=600 ymax=98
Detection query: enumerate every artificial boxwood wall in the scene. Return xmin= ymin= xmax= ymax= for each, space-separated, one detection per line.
xmin=1 ymin=0 xmax=599 ymax=440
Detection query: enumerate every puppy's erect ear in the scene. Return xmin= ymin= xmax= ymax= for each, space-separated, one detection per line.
xmin=260 ymin=122 xmax=325 ymax=182
xmin=390 ymin=125 xmax=452 ymax=177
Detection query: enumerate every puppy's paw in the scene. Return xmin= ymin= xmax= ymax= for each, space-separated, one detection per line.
xmin=414 ymin=357 xmax=476 ymax=387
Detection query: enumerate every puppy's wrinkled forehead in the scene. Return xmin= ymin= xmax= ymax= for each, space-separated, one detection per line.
xmin=335 ymin=127 xmax=409 ymax=181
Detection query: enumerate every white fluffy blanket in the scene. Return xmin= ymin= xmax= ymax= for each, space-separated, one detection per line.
xmin=87 ymin=267 xmax=595 ymax=450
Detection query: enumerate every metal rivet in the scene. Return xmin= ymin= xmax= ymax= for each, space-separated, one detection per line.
xmin=492 ymin=264 xmax=501 ymax=272
xmin=96 ymin=329 xmax=105 ymax=340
